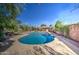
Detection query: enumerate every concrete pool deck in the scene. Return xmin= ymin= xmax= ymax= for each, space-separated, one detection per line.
xmin=1 ymin=32 xmax=77 ymax=55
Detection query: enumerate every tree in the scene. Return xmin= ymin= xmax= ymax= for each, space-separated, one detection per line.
xmin=40 ymin=24 xmax=47 ymax=27
xmin=49 ymin=24 xmax=53 ymax=28
xmin=55 ymin=20 xmax=69 ymax=36
xmin=62 ymin=25 xmax=69 ymax=36
xmin=55 ymin=20 xmax=64 ymax=32
xmin=49 ymin=24 xmax=52 ymax=27
xmin=0 ymin=4 xmax=22 ymax=40
xmin=20 ymin=24 xmax=31 ymax=31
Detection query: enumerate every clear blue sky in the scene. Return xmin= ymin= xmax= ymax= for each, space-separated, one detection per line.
xmin=17 ymin=3 xmax=79 ymax=26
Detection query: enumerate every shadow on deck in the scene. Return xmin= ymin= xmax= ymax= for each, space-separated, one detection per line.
xmin=0 ymin=41 xmax=14 ymax=52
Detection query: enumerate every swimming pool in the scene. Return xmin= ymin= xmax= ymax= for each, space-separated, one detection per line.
xmin=19 ymin=32 xmax=55 ymax=45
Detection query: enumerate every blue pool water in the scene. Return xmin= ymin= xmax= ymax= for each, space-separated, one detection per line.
xmin=19 ymin=32 xmax=55 ymax=44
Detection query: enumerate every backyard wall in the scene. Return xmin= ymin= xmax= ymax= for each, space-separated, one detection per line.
xmin=69 ymin=24 xmax=79 ymax=41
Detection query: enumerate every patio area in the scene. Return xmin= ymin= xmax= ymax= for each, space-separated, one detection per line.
xmin=0 ymin=32 xmax=77 ymax=55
